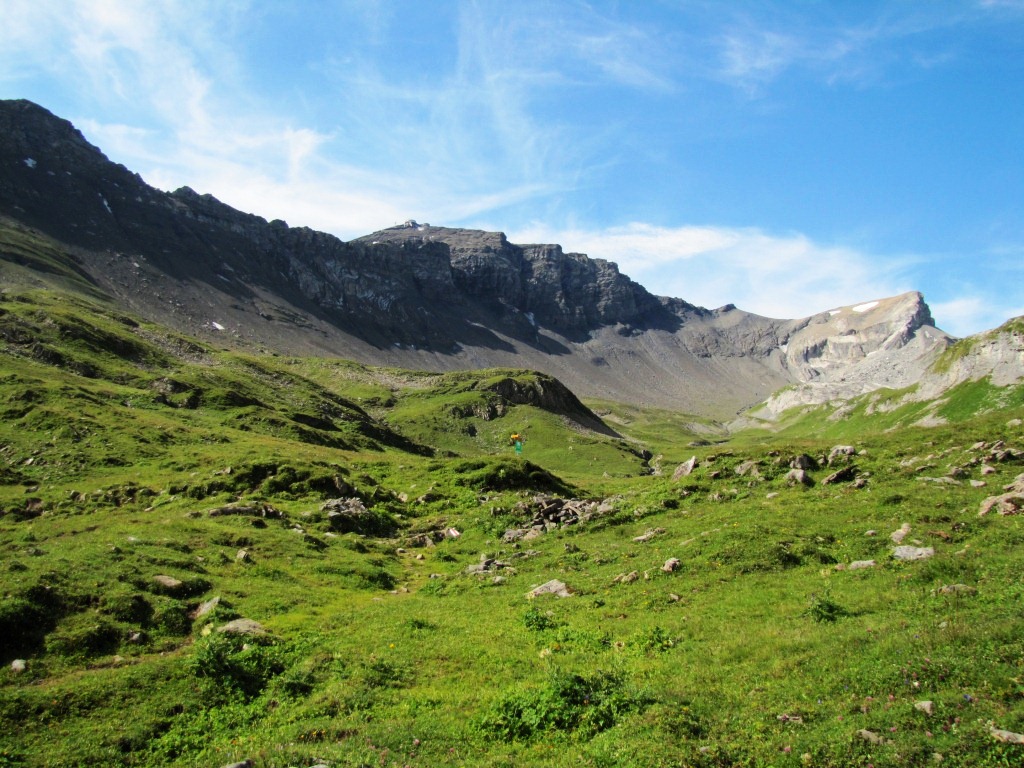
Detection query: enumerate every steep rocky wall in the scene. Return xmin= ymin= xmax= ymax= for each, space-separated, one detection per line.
xmin=0 ymin=98 xmax=980 ymax=419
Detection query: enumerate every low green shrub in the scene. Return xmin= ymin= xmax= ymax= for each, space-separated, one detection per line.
xmin=523 ymin=606 xmax=561 ymax=631
xmin=0 ymin=595 xmax=53 ymax=660
xmin=629 ymin=625 xmax=676 ymax=654
xmin=804 ymin=588 xmax=850 ymax=623
xmin=480 ymin=669 xmax=650 ymax=740
xmin=44 ymin=616 xmax=124 ymax=658
xmin=187 ymin=633 xmax=287 ymax=700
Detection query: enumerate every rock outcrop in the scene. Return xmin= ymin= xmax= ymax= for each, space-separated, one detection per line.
xmin=755 ymin=293 xmax=955 ymax=418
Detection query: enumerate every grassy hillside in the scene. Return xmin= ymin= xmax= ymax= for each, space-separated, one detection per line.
xmin=2 ymin=290 xmax=1024 ymax=767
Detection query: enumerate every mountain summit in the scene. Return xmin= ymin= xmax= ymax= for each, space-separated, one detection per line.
xmin=0 ymin=99 xmax=954 ymax=417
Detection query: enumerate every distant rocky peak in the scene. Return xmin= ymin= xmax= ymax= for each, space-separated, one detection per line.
xmin=0 ymin=99 xmax=108 ymax=165
xmin=781 ymin=291 xmax=942 ymax=381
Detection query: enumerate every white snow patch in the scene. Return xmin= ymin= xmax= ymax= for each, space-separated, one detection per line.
xmin=211 ymin=322 xmax=226 ymax=331
xmin=23 ymin=158 xmax=36 ymax=169
xmin=852 ymin=301 xmax=879 ymax=313
xmin=525 ymin=312 xmax=536 ymax=327
xmin=829 ymin=310 xmax=842 ymax=316
xmin=100 ymin=196 xmax=112 ymax=214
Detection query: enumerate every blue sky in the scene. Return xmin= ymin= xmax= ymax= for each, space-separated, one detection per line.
xmin=2 ymin=0 xmax=1022 ymax=336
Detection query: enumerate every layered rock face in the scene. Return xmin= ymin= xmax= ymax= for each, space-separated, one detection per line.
xmin=0 ymin=98 xmax=964 ymax=418
xmin=758 ymin=294 xmax=955 ymax=418
xmin=355 ymin=224 xmax=680 ymax=338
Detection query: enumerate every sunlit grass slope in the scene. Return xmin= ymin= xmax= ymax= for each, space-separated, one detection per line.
xmin=2 ymin=289 xmax=1024 ymax=767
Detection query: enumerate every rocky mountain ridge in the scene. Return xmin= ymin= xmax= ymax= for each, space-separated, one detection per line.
xmin=1 ymin=98 xmax=1005 ymax=419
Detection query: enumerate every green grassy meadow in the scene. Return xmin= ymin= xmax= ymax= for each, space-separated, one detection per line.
xmin=2 ymin=289 xmax=1024 ymax=767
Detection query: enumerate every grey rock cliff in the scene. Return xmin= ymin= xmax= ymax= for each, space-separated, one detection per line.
xmin=0 ymin=98 xmax=987 ymax=420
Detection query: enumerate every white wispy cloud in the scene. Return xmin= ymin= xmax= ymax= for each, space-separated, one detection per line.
xmin=707 ymin=5 xmax=984 ymax=94
xmin=931 ymin=297 xmax=1004 ymax=338
xmin=717 ymin=29 xmax=800 ymax=91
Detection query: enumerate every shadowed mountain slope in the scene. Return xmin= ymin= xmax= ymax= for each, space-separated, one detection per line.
xmin=0 ymin=98 xmax=957 ymax=418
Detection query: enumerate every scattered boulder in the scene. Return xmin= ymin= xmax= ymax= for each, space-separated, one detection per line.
xmin=466 ymin=554 xmax=514 ymax=576
xmin=613 ymin=571 xmax=640 ymax=584
xmin=662 ymin=558 xmax=681 ymax=573
xmin=790 ymin=454 xmax=817 ymax=470
xmin=216 ymin=618 xmax=267 ymax=636
xmin=322 ymin=497 xmax=377 ymax=533
xmin=235 ymin=549 xmax=251 ymax=563
xmin=152 ymin=574 xmax=185 ymax=595
xmin=191 ymin=596 xmax=221 ymax=619
xmin=890 ymin=523 xmax=912 ymax=544
xmin=633 ymin=527 xmax=666 ymax=543
xmin=785 ymin=469 xmax=812 ymax=487
xmin=918 ymin=476 xmax=961 ymax=486
xmin=828 ymin=445 xmax=856 ymax=465
xmin=990 ymin=727 xmax=1024 ymax=744
xmin=734 ymin=460 xmax=760 ymax=478
xmin=822 ymin=466 xmax=857 ymax=485
xmin=672 ymin=456 xmax=698 ymax=480
xmin=847 ymin=560 xmax=876 ymax=571
xmin=501 ymin=495 xmax=612 ymax=542
xmin=892 ymin=546 xmax=935 ymax=561
xmin=526 ymin=579 xmax=573 ymax=599
xmin=10 ymin=659 xmax=26 ymax=673
xmin=915 ymin=700 xmax=935 ymax=716
xmin=978 ymin=473 xmax=1024 ymax=516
